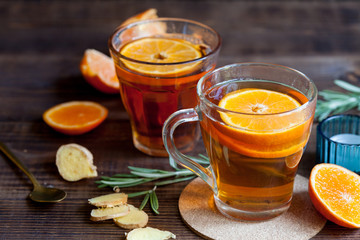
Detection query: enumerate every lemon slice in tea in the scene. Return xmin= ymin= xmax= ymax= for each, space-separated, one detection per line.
xmin=120 ymin=37 xmax=202 ymax=76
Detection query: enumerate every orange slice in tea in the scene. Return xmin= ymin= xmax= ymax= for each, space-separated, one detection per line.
xmin=120 ymin=38 xmax=202 ymax=76
xmin=219 ymin=89 xmax=301 ymax=130
xmin=309 ymin=163 xmax=360 ymax=228
xmin=214 ymin=88 xmax=310 ymax=158
xmin=43 ymin=101 xmax=108 ymax=135
xmin=80 ymin=49 xmax=119 ymax=94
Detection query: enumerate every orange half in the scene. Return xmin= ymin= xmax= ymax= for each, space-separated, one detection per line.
xmin=43 ymin=101 xmax=108 ymax=135
xmin=80 ymin=49 xmax=119 ymax=94
xmin=309 ymin=163 xmax=360 ymax=228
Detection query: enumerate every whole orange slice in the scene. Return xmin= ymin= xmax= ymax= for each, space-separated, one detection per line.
xmin=219 ymin=89 xmax=302 ymax=130
xmin=212 ymin=88 xmax=311 ymax=158
xmin=43 ymin=101 xmax=108 ymax=135
xmin=309 ymin=163 xmax=360 ymax=228
xmin=80 ymin=49 xmax=119 ymax=94
xmin=120 ymin=38 xmax=202 ymax=76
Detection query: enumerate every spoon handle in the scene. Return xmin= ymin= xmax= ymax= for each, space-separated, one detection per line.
xmin=0 ymin=142 xmax=40 ymax=187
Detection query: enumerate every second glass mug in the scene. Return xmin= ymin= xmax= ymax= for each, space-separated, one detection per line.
xmin=163 ymin=63 xmax=317 ymax=220
xmin=108 ymin=18 xmax=221 ymax=157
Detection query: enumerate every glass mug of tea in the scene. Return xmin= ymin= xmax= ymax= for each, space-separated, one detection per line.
xmin=109 ymin=18 xmax=221 ymax=157
xmin=163 ymin=63 xmax=317 ymax=220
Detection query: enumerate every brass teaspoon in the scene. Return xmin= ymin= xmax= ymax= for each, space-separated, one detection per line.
xmin=0 ymin=142 xmax=66 ymax=203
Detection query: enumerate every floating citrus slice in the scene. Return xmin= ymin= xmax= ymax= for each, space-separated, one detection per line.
xmin=219 ymin=89 xmax=301 ymax=130
xmin=80 ymin=49 xmax=119 ymax=94
xmin=212 ymin=88 xmax=310 ymax=158
xmin=120 ymin=38 xmax=202 ymax=76
xmin=309 ymin=163 xmax=360 ymax=228
xmin=43 ymin=101 xmax=108 ymax=135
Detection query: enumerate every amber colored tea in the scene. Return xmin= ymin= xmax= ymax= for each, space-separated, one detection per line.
xmin=114 ymin=37 xmax=215 ymax=156
xmin=199 ymin=80 xmax=313 ymax=219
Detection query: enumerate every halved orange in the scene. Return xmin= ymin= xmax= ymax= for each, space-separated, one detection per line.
xmin=120 ymin=8 xmax=158 ymax=27
xmin=309 ymin=163 xmax=360 ymax=228
xmin=80 ymin=9 xmax=159 ymax=94
xmin=210 ymin=88 xmax=311 ymax=158
xmin=80 ymin=49 xmax=119 ymax=94
xmin=120 ymin=38 xmax=202 ymax=76
xmin=43 ymin=101 xmax=108 ymax=135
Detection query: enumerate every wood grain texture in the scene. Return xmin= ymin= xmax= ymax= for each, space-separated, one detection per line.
xmin=1 ymin=0 xmax=360 ymax=239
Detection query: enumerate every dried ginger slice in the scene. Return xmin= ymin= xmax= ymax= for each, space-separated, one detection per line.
xmin=88 ymin=193 xmax=128 ymax=207
xmin=114 ymin=204 xmax=148 ymax=229
xmin=90 ymin=205 xmax=130 ymax=221
xmin=126 ymin=227 xmax=176 ymax=240
xmin=56 ymin=143 xmax=97 ymax=181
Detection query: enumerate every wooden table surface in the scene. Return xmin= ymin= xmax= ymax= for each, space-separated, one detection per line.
xmin=1 ymin=1 xmax=360 ymax=239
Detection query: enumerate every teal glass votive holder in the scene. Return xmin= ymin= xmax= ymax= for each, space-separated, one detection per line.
xmin=317 ymin=114 xmax=360 ymax=173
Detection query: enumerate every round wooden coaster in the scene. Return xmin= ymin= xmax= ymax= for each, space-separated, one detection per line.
xmin=179 ymin=175 xmax=326 ymax=240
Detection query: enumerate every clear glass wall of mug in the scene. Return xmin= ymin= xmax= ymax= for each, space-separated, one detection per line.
xmin=109 ymin=18 xmax=221 ymax=157
xmin=163 ymin=63 xmax=317 ymax=220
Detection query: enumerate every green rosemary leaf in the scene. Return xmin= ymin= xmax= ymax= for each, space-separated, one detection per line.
xmin=139 ymin=193 xmax=150 ymax=210
xmin=315 ymin=80 xmax=360 ymax=121
xmin=130 ymin=171 xmax=175 ymax=178
xmin=319 ymin=90 xmax=350 ymax=100
xmin=97 ymin=184 xmax=108 ymax=188
xmin=188 ymin=155 xmax=210 ymax=165
xmin=100 ymin=176 xmax=142 ymax=182
xmin=198 ymin=153 xmax=209 ymax=161
xmin=130 ymin=169 xmax=193 ymax=179
xmin=150 ymin=190 xmax=159 ymax=214
xmin=155 ymin=175 xmax=196 ymax=186
xmin=98 ymin=178 xmax=154 ymax=188
xmin=128 ymin=166 xmax=169 ymax=174
xmin=334 ymin=80 xmax=360 ymax=93
xmin=128 ymin=190 xmax=151 ymax=198
xmin=111 ymin=173 xmax=138 ymax=178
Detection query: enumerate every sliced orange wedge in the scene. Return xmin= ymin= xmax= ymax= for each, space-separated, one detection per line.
xmin=43 ymin=101 xmax=108 ymax=135
xmin=80 ymin=49 xmax=119 ymax=94
xmin=120 ymin=38 xmax=202 ymax=76
xmin=120 ymin=8 xmax=158 ymax=26
xmin=309 ymin=163 xmax=360 ymax=228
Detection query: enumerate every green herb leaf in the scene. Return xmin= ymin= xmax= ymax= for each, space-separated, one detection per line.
xmin=139 ymin=193 xmax=150 ymax=210
xmin=315 ymin=80 xmax=360 ymax=121
xmin=127 ymin=190 xmax=151 ymax=198
xmin=334 ymin=80 xmax=360 ymax=93
xmin=155 ymin=175 xmax=196 ymax=186
xmin=150 ymin=189 xmax=159 ymax=214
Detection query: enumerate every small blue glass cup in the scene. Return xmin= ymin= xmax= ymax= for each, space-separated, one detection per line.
xmin=317 ymin=114 xmax=360 ymax=173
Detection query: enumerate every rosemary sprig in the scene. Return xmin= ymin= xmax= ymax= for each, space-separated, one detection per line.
xmin=96 ymin=155 xmax=209 ymax=214
xmin=315 ymin=80 xmax=360 ymax=121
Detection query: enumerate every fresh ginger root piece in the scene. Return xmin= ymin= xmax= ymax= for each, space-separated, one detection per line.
xmin=56 ymin=143 xmax=97 ymax=181
xmin=126 ymin=227 xmax=176 ymax=240
xmin=120 ymin=8 xmax=158 ymax=27
xmin=88 ymin=193 xmax=128 ymax=207
xmin=114 ymin=204 xmax=149 ymax=229
xmin=90 ymin=205 xmax=130 ymax=221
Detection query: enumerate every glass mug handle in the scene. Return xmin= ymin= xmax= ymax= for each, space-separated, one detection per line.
xmin=162 ymin=108 xmax=214 ymax=189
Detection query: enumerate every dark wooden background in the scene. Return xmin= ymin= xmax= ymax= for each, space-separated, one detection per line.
xmin=1 ymin=0 xmax=360 ymax=239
